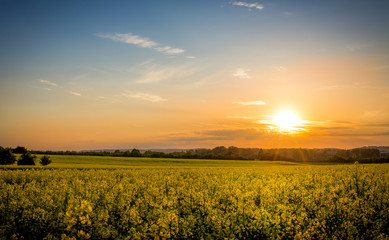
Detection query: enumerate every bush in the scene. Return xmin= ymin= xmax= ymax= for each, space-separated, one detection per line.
xmin=328 ymin=155 xmax=347 ymax=162
xmin=130 ymin=148 xmax=142 ymax=157
xmin=17 ymin=152 xmax=36 ymax=165
xmin=13 ymin=146 xmax=28 ymax=154
xmin=40 ymin=155 xmax=52 ymax=166
xmin=0 ymin=147 xmax=16 ymax=165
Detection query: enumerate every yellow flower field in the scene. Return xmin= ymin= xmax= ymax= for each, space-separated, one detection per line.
xmin=1 ymin=163 xmax=388 ymax=239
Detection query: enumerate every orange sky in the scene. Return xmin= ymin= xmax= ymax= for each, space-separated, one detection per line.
xmin=1 ymin=1 xmax=389 ymax=150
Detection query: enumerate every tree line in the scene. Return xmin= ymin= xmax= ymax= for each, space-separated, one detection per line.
xmin=1 ymin=145 xmax=389 ymax=165
xmin=0 ymin=146 xmax=51 ymax=166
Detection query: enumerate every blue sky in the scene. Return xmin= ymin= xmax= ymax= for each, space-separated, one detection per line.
xmin=1 ymin=0 xmax=389 ymax=150
xmin=2 ymin=0 xmax=388 ymax=71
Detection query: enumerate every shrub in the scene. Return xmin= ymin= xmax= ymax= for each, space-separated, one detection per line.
xmin=17 ymin=152 xmax=36 ymax=165
xmin=13 ymin=146 xmax=28 ymax=154
xmin=40 ymin=155 xmax=52 ymax=166
xmin=130 ymin=148 xmax=142 ymax=157
xmin=0 ymin=147 xmax=16 ymax=165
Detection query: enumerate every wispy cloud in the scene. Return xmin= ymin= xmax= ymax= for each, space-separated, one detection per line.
xmin=39 ymin=79 xmax=57 ymax=87
xmin=154 ymin=46 xmax=184 ymax=54
xmin=317 ymin=132 xmax=389 ymax=137
xmin=167 ymin=128 xmax=265 ymax=142
xmin=227 ymin=116 xmax=254 ymax=119
xmin=234 ymin=100 xmax=266 ymax=105
xmin=97 ymin=32 xmax=184 ymax=55
xmin=344 ymin=43 xmax=368 ymax=52
xmin=233 ymin=68 xmax=250 ymax=79
xmin=319 ymin=81 xmax=367 ymax=91
xmin=121 ymin=90 xmax=166 ymax=102
xmin=97 ymin=33 xmax=157 ymax=48
xmin=186 ymin=56 xmax=197 ymax=59
xmin=98 ymin=96 xmax=118 ymax=104
xmin=283 ymin=12 xmax=295 ymax=17
xmin=184 ymin=71 xmax=226 ymax=89
xmin=273 ymin=66 xmax=287 ymax=72
xmin=232 ymin=1 xmax=264 ymax=10
xmin=203 ymin=128 xmax=265 ymax=140
xmin=135 ymin=64 xmax=196 ymax=84
xmin=302 ymin=120 xmax=389 ymax=137
xmin=43 ymin=88 xmax=52 ymax=91
xmin=69 ymin=91 xmax=81 ymax=96
xmin=368 ymin=64 xmax=389 ymax=71
xmin=319 ymin=85 xmax=339 ymax=91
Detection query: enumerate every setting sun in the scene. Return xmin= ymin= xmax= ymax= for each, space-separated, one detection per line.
xmin=1 ymin=0 xmax=389 ymax=150
xmin=271 ymin=110 xmax=308 ymax=134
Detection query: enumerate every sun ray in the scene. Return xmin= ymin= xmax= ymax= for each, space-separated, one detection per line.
xmin=267 ymin=110 xmax=309 ymax=134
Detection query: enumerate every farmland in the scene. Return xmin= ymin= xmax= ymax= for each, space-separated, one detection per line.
xmin=0 ymin=156 xmax=388 ymax=239
xmin=3 ymin=154 xmax=302 ymax=168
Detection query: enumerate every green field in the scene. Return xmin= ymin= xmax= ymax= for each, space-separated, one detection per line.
xmin=4 ymin=154 xmax=306 ymax=168
xmin=1 ymin=156 xmax=388 ymax=239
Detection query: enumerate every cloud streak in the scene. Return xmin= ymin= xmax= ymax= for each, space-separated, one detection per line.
xmin=135 ymin=64 xmax=196 ymax=84
xmin=233 ymin=68 xmax=251 ymax=79
xmin=39 ymin=79 xmax=57 ymax=87
xmin=233 ymin=68 xmax=250 ymax=79
xmin=166 ymin=128 xmax=265 ymax=142
xmin=344 ymin=43 xmax=368 ymax=52
xmin=98 ymin=32 xmax=184 ymax=55
xmin=234 ymin=100 xmax=266 ymax=105
xmin=273 ymin=66 xmax=287 ymax=72
xmin=227 ymin=116 xmax=254 ymax=120
xmin=232 ymin=2 xmax=264 ymax=10
xmin=121 ymin=90 xmax=166 ymax=102
xmin=69 ymin=91 xmax=81 ymax=96
xmin=369 ymin=65 xmax=389 ymax=71
xmin=97 ymin=33 xmax=157 ymax=48
xmin=154 ymin=46 xmax=184 ymax=54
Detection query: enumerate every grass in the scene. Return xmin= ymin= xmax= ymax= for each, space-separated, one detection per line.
xmin=0 ymin=154 xmax=316 ymax=169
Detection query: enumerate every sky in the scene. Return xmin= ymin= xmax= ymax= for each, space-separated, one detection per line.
xmin=1 ymin=0 xmax=389 ymax=150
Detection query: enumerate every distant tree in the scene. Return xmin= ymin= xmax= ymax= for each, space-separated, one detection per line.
xmin=226 ymin=146 xmax=240 ymax=159
xmin=211 ymin=146 xmax=228 ymax=156
xmin=40 ymin=155 xmax=52 ymax=166
xmin=130 ymin=148 xmax=142 ymax=157
xmin=151 ymin=152 xmax=165 ymax=158
xmin=328 ymin=155 xmax=347 ymax=162
xmin=257 ymin=148 xmax=264 ymax=160
xmin=143 ymin=150 xmax=152 ymax=157
xmin=13 ymin=146 xmax=28 ymax=154
xmin=17 ymin=152 xmax=36 ymax=165
xmin=0 ymin=147 xmax=16 ymax=165
xmin=357 ymin=148 xmax=380 ymax=158
xmin=122 ymin=151 xmax=131 ymax=157
xmin=183 ymin=150 xmax=194 ymax=159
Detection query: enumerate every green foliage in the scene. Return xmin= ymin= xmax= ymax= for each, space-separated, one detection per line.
xmin=30 ymin=147 xmax=387 ymax=162
xmin=0 ymin=147 xmax=16 ymax=165
xmin=40 ymin=155 xmax=52 ymax=166
xmin=13 ymin=146 xmax=28 ymax=154
xmin=130 ymin=148 xmax=142 ymax=157
xmin=17 ymin=152 xmax=36 ymax=165
xmin=0 ymin=164 xmax=388 ymax=239
xmin=329 ymin=154 xmax=348 ymax=162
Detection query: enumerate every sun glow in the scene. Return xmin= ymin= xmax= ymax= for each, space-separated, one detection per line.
xmin=269 ymin=110 xmax=308 ymax=134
